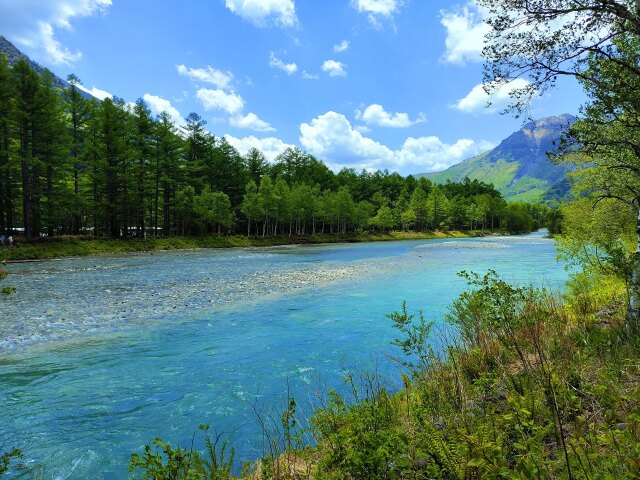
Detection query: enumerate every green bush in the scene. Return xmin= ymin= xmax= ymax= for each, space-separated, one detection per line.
xmin=129 ymin=425 xmax=234 ymax=480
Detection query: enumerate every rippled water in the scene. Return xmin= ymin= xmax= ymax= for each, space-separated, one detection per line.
xmin=0 ymin=232 xmax=567 ymax=478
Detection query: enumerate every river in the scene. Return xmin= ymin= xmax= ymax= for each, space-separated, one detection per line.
xmin=0 ymin=231 xmax=567 ymax=478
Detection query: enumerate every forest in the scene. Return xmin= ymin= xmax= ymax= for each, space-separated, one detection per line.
xmin=0 ymin=54 xmax=547 ymax=242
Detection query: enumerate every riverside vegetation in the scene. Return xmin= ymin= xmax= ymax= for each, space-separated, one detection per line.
xmin=0 ymin=49 xmax=550 ymax=255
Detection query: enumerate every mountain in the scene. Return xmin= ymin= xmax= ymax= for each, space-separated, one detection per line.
xmin=0 ymin=35 xmax=93 ymax=99
xmin=420 ymin=114 xmax=576 ymax=203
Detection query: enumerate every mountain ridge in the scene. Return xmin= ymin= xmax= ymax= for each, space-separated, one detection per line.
xmin=0 ymin=35 xmax=93 ymax=99
xmin=419 ymin=114 xmax=575 ymax=203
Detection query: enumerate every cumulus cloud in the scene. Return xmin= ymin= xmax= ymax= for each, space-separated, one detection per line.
xmin=225 ymin=0 xmax=297 ymax=27
xmin=355 ymin=104 xmax=426 ymax=128
xmin=176 ymin=64 xmax=233 ymax=88
xmin=299 ymin=111 xmax=494 ymax=173
xmin=77 ymin=84 xmax=113 ymax=100
xmin=440 ymin=1 xmax=490 ymax=65
xmin=302 ymin=71 xmax=319 ymax=80
xmin=196 ymin=88 xmax=245 ymax=115
xmin=333 ymin=40 xmax=350 ymax=53
xmin=351 ymin=0 xmax=403 ymax=28
xmin=230 ymin=112 xmax=275 ymax=132
xmin=142 ymin=93 xmax=185 ymax=126
xmin=452 ymin=78 xmax=533 ymax=114
xmin=269 ymin=52 xmax=298 ymax=75
xmin=224 ymin=134 xmax=295 ymax=161
xmin=321 ymin=60 xmax=347 ymax=77
xmin=187 ymin=68 xmax=275 ymax=132
xmin=300 ymin=112 xmax=393 ymax=169
xmin=396 ymin=136 xmax=496 ymax=172
xmin=0 ymin=0 xmax=111 ymax=65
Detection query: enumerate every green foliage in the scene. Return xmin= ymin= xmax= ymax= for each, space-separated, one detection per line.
xmin=447 ymin=270 xmax=531 ymax=349
xmin=129 ymin=424 xmax=234 ymax=480
xmin=557 ymin=196 xmax=635 ymax=280
xmin=545 ymin=209 xmax=562 ymax=235
xmin=387 ymin=301 xmax=435 ymax=378
xmin=0 ymin=52 xmax=538 ymax=243
xmin=501 ymin=204 xmax=534 ymax=234
xmin=312 ymin=383 xmax=418 ymax=479
xmin=368 ymin=205 xmax=394 ymax=231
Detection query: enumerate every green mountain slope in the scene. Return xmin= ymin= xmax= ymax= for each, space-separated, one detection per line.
xmin=0 ymin=35 xmax=93 ymax=99
xmin=420 ymin=115 xmax=575 ymax=202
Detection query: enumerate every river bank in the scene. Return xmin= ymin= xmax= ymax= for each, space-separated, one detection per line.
xmin=0 ymin=230 xmax=493 ymax=262
xmin=0 ymin=232 xmax=564 ymax=478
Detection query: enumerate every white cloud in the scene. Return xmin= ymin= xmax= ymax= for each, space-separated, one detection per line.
xmin=333 ymin=40 xmax=350 ymax=52
xmin=351 ymin=0 xmax=403 ymax=27
xmin=299 ymin=111 xmax=494 ymax=173
xmin=269 ymin=52 xmax=298 ymax=75
xmin=176 ymin=64 xmax=233 ymax=88
xmin=440 ymin=1 xmax=490 ymax=65
xmin=77 ymin=84 xmax=112 ymax=100
xmin=321 ymin=60 xmax=347 ymax=77
xmin=230 ymin=112 xmax=276 ymax=132
xmin=225 ymin=0 xmax=297 ymax=27
xmin=396 ymin=136 xmax=496 ymax=172
xmin=224 ymin=134 xmax=295 ymax=161
xmin=355 ymin=104 xmax=426 ymax=128
xmin=452 ymin=78 xmax=533 ymax=113
xmin=302 ymin=71 xmax=319 ymax=80
xmin=0 ymin=0 xmax=111 ymax=65
xmin=196 ymin=88 xmax=245 ymax=115
xmin=300 ymin=111 xmax=393 ymax=170
xmin=142 ymin=93 xmax=185 ymax=126
xmin=194 ymin=85 xmax=275 ymax=132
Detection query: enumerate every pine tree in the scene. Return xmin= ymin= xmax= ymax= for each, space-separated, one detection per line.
xmin=131 ymin=98 xmax=154 ymax=237
xmin=0 ymin=54 xmax=16 ymax=234
xmin=65 ymin=74 xmax=89 ymax=234
xmin=154 ymin=111 xmax=183 ymax=236
xmin=35 ymin=70 xmax=70 ymax=236
xmin=241 ymin=180 xmax=263 ymax=237
xmin=12 ymin=59 xmax=41 ymax=240
xmin=244 ymin=148 xmax=268 ymax=186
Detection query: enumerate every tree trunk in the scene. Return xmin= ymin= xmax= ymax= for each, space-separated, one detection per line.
xmin=628 ymin=207 xmax=640 ymax=329
xmin=21 ymin=158 xmax=32 ymax=241
xmin=46 ymin=164 xmax=54 ymax=236
xmin=154 ymin=166 xmax=160 ymax=237
xmin=163 ymin=181 xmax=171 ymax=236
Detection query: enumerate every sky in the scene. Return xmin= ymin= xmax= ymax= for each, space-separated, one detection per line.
xmin=0 ymin=0 xmax=586 ymax=175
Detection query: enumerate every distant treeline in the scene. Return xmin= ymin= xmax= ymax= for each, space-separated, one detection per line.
xmin=0 ymin=56 xmax=552 ymax=240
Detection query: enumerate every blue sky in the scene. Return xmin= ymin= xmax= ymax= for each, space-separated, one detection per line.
xmin=0 ymin=0 xmax=585 ymax=174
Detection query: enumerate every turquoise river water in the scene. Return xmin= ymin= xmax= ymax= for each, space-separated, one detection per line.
xmin=0 ymin=232 xmax=568 ymax=478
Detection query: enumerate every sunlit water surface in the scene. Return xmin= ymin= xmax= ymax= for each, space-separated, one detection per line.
xmin=0 ymin=232 xmax=567 ymax=478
